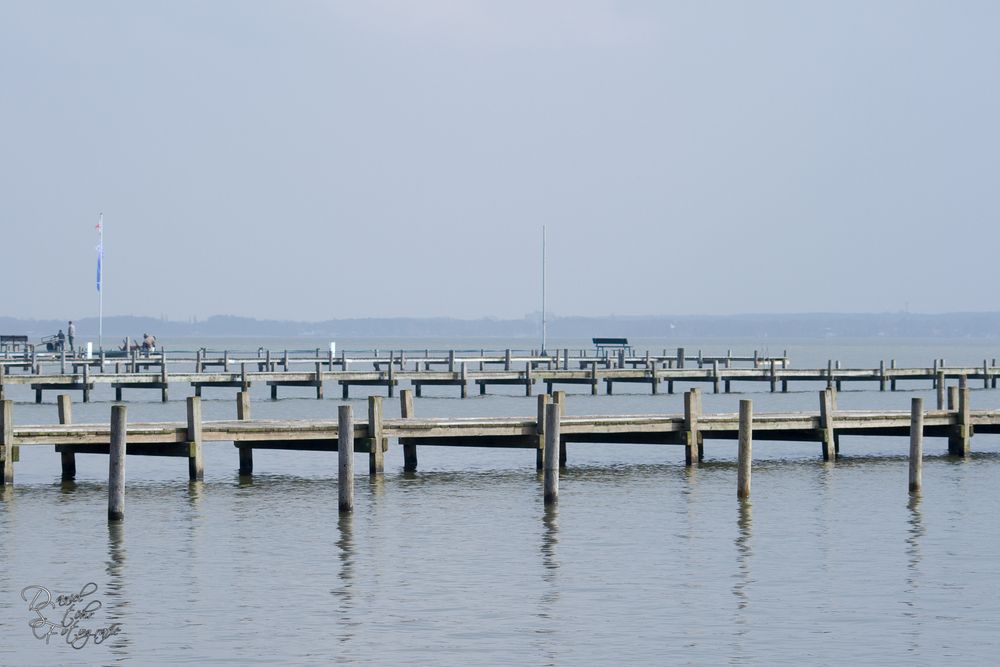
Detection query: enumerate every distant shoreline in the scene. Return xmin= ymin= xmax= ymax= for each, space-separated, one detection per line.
xmin=3 ymin=312 xmax=1000 ymax=340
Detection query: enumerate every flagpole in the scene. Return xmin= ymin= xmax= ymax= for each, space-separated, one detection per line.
xmin=541 ymin=225 xmax=546 ymax=355
xmin=98 ymin=213 xmax=104 ymax=352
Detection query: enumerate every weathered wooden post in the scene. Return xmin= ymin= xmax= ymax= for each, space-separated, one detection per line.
xmin=553 ymin=390 xmax=567 ymax=467
xmin=160 ymin=350 xmax=169 ymax=402
xmin=368 ymin=395 xmax=384 ymax=475
xmin=82 ymin=362 xmax=90 ymax=403
xmin=504 ymin=348 xmax=512 ymax=371
xmin=186 ymin=396 xmax=204 ymax=480
xmin=879 ymin=360 xmax=886 ymax=391
xmin=676 ymin=347 xmax=685 ymax=369
xmin=909 ymin=397 xmax=923 ymax=494
xmin=400 ymin=389 xmax=417 ymax=471
xmin=448 ymin=350 xmax=455 ymax=372
xmin=712 ymin=360 xmax=720 ymax=394
xmin=387 ymin=355 xmax=395 ymax=398
xmin=984 ymin=360 xmax=990 ymax=389
xmin=283 ymin=349 xmax=289 ymax=372
xmin=525 ymin=360 xmax=533 ymax=397
xmin=590 ymin=361 xmax=598 ymax=395
xmin=338 ymin=405 xmax=354 ymax=513
xmin=947 ymin=385 xmax=958 ymax=411
xmin=536 ymin=393 xmax=550 ymax=470
xmin=315 ymin=361 xmax=324 ymax=399
xmin=820 ymin=389 xmax=836 ymax=462
xmin=684 ymin=389 xmax=702 ymax=466
xmin=769 ymin=359 xmax=777 ymax=392
xmin=108 ymin=404 xmax=127 ymax=521
xmin=948 ymin=380 xmax=970 ymax=457
xmin=890 ymin=359 xmax=897 ymax=391
xmin=60 ymin=347 xmax=66 ymax=374
xmin=460 ymin=362 xmax=468 ymax=399
xmin=58 ymin=394 xmax=75 ymax=479
xmin=543 ymin=403 xmax=560 ymax=505
xmin=737 ymin=399 xmax=752 ymax=500
xmin=0 ymin=400 xmax=13 ymax=485
xmin=936 ymin=372 xmax=946 ymax=410
xmin=237 ymin=391 xmax=252 ymax=475
xmin=196 ymin=349 xmax=203 ymax=373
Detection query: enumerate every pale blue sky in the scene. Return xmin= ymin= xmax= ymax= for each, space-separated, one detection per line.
xmin=2 ymin=1 xmax=998 ymax=320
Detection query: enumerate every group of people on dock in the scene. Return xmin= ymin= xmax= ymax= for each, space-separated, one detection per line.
xmin=121 ymin=333 xmax=157 ymax=355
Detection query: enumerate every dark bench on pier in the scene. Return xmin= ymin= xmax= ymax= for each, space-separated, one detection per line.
xmin=1 ymin=335 xmax=29 ymax=352
xmin=593 ymin=337 xmax=631 ymax=355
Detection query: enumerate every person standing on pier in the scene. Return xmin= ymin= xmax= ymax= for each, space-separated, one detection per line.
xmin=67 ymin=320 xmax=75 ymax=353
xmin=56 ymin=329 xmax=66 ymax=351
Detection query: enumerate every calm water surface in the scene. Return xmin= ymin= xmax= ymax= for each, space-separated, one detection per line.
xmin=2 ymin=338 xmax=999 ymax=664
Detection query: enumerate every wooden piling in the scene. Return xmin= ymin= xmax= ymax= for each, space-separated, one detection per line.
xmin=936 ymin=372 xmax=946 ymax=410
xmin=553 ymin=391 xmax=567 ymax=467
xmin=543 ymin=403 xmax=560 ymax=505
xmin=315 ymin=362 xmax=324 ymax=399
xmin=879 ymin=360 xmax=886 ymax=391
xmin=58 ymin=394 xmax=75 ymax=479
xmin=948 ymin=385 xmax=958 ymax=411
xmin=820 ymin=389 xmax=836 ymax=462
xmin=909 ymin=397 xmax=923 ymax=494
xmin=186 ymin=396 xmax=204 ymax=481
xmin=949 ymin=381 xmax=970 ymax=457
xmin=712 ymin=360 xmax=720 ymax=394
xmin=82 ymin=363 xmax=90 ymax=402
xmin=684 ymin=389 xmax=701 ymax=466
xmin=0 ymin=400 xmax=13 ymax=485
xmin=368 ymin=396 xmax=384 ymax=475
xmin=536 ymin=394 xmax=550 ymax=470
xmin=108 ymin=404 xmax=126 ymax=521
xmin=237 ymin=391 xmax=252 ymax=475
xmin=737 ymin=399 xmax=752 ymax=500
xmin=161 ymin=351 xmax=169 ymax=402
xmin=338 ymin=405 xmax=354 ymax=513
xmin=400 ymin=389 xmax=417 ymax=471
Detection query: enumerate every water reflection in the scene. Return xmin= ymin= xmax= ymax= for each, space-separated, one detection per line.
xmin=105 ymin=521 xmax=130 ymax=658
xmin=733 ymin=501 xmax=753 ymax=613
xmin=904 ymin=495 xmax=925 ymax=656
xmin=535 ymin=504 xmax=560 ymax=666
xmin=332 ymin=513 xmax=357 ymax=655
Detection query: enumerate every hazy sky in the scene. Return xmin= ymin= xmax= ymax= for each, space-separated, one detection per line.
xmin=2 ymin=1 xmax=998 ymax=321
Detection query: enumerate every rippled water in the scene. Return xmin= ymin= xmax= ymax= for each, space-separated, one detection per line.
xmin=2 ymin=338 xmax=1000 ymax=664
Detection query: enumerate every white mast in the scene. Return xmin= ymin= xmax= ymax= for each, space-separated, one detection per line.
xmin=541 ymin=225 xmax=547 ymax=354
xmin=97 ymin=213 xmax=104 ymax=352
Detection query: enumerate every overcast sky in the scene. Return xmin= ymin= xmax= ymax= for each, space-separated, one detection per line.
xmin=2 ymin=1 xmax=998 ymax=322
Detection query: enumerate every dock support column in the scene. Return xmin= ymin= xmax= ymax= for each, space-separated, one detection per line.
xmin=984 ymin=360 xmax=990 ymax=389
xmin=737 ymin=399 xmax=752 ymax=500
xmin=161 ymin=352 xmax=169 ymax=402
xmin=525 ymin=361 xmax=533 ymax=397
xmin=387 ymin=358 xmax=395 ymax=398
xmin=936 ymin=372 xmax=946 ymax=410
xmin=536 ymin=394 xmax=550 ymax=470
xmin=712 ymin=360 xmax=720 ymax=394
xmin=684 ymin=389 xmax=702 ymax=466
xmin=338 ymin=405 xmax=354 ymax=513
xmin=769 ymin=360 xmax=777 ymax=393
xmin=82 ymin=363 xmax=90 ymax=402
xmin=58 ymin=395 xmax=75 ymax=479
xmin=108 ymin=404 xmax=127 ymax=521
xmin=553 ymin=391 xmax=567 ymax=468
xmin=1 ymin=400 xmax=13 ymax=486
xmin=543 ymin=403 xmax=560 ymax=505
xmin=650 ymin=361 xmax=659 ymax=395
xmin=186 ymin=396 xmax=204 ymax=481
xmin=676 ymin=347 xmax=685 ymax=369
xmin=237 ymin=391 xmax=252 ymax=475
xmin=826 ymin=360 xmax=834 ymax=390
xmin=820 ymin=389 xmax=836 ymax=462
xmin=909 ymin=397 xmax=923 ymax=494
xmin=591 ymin=363 xmax=598 ymax=395
xmin=368 ymin=396 xmax=384 ymax=475
xmin=948 ymin=380 xmax=970 ymax=457
xmin=460 ymin=363 xmax=468 ymax=399
xmin=315 ymin=362 xmax=324 ymax=399
xmin=879 ymin=360 xmax=887 ymax=391
xmin=401 ymin=389 xmax=417 ymax=471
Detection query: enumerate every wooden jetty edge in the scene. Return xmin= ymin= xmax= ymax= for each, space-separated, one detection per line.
xmin=2 ymin=346 xmax=999 ymax=404
xmin=1 ymin=385 xmax=992 ymax=513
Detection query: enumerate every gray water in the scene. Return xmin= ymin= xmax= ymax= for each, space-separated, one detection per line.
xmin=3 ymin=338 xmax=1000 ymax=665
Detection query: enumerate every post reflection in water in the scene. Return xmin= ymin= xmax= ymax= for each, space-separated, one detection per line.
xmin=332 ymin=513 xmax=356 ymax=653
xmin=534 ymin=504 xmax=561 ymax=666
xmin=106 ymin=521 xmax=130 ymax=658
xmin=904 ymin=495 xmax=925 ymax=655
xmin=733 ymin=501 xmax=753 ymax=614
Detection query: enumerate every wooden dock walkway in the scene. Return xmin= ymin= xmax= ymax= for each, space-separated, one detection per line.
xmin=0 ymin=384 xmax=989 ymax=488
xmin=0 ymin=354 xmax=996 ymax=403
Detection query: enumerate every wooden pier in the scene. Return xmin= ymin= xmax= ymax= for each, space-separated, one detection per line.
xmin=1 ymin=354 xmax=997 ymax=404
xmin=0 ymin=384 xmax=990 ymax=488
